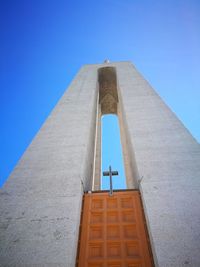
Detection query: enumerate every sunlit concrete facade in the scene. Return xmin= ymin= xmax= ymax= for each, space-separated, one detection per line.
xmin=1 ymin=61 xmax=200 ymax=266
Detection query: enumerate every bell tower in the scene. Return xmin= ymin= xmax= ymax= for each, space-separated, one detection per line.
xmin=1 ymin=61 xmax=200 ymax=267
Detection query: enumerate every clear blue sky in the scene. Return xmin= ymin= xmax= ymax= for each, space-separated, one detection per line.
xmin=102 ymin=115 xmax=126 ymax=190
xmin=1 ymin=0 xmax=200 ymax=187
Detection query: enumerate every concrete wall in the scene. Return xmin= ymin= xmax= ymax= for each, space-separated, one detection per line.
xmin=0 ymin=65 xmax=98 ymax=267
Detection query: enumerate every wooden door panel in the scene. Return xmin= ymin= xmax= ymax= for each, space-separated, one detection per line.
xmin=77 ymin=191 xmax=154 ymax=267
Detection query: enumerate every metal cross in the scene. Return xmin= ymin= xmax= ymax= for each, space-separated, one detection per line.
xmin=103 ymin=166 xmax=118 ymax=196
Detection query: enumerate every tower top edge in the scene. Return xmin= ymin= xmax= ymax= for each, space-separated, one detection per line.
xmin=82 ymin=60 xmax=133 ymax=67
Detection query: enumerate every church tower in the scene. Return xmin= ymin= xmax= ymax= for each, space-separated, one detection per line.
xmin=1 ymin=61 xmax=200 ymax=266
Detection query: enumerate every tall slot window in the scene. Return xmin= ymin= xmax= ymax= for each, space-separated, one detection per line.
xmin=93 ymin=66 xmax=139 ymax=191
xmin=93 ymin=66 xmax=136 ymax=191
xmin=101 ymin=114 xmax=126 ymax=190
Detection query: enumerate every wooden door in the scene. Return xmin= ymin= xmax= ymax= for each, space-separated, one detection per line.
xmin=77 ymin=190 xmax=154 ymax=267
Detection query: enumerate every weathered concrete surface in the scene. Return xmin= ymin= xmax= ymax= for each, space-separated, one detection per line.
xmin=0 ymin=65 xmax=98 ymax=266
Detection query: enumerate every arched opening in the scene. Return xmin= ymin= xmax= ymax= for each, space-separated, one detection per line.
xmin=92 ymin=66 xmax=139 ymax=191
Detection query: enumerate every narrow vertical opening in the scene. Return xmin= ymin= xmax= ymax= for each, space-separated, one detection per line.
xmin=92 ymin=66 xmax=139 ymax=191
xmin=101 ymin=114 xmax=126 ymax=190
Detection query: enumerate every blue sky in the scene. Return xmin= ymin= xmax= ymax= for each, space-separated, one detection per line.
xmin=1 ymin=0 xmax=200 ymax=187
xmin=101 ymin=115 xmax=126 ymax=190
